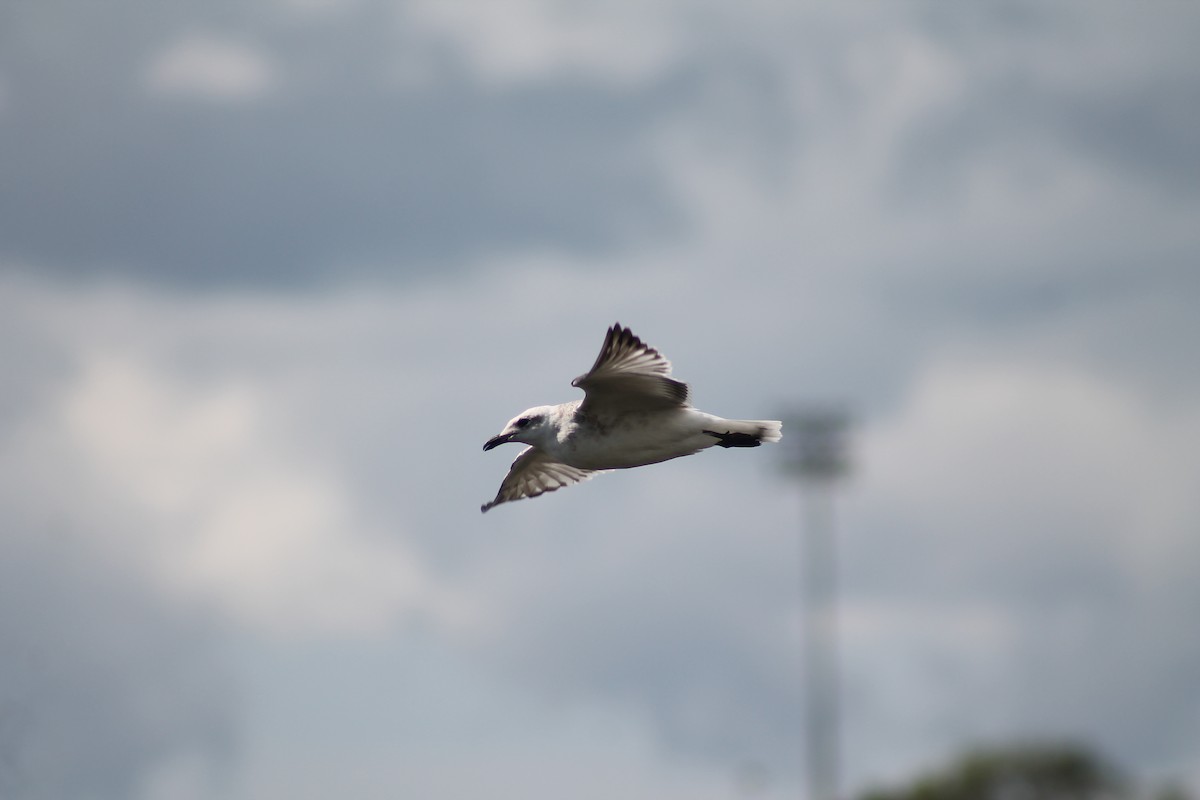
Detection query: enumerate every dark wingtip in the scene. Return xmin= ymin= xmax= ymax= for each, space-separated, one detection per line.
xmin=606 ymin=322 xmax=645 ymax=354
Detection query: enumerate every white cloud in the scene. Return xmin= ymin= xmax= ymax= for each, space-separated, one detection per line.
xmin=0 ymin=498 xmax=231 ymax=799
xmin=271 ymin=0 xmax=363 ymax=15
xmin=4 ymin=0 xmax=1200 ymax=796
xmin=861 ymin=358 xmax=1200 ymax=574
xmin=4 ymin=219 xmax=1200 ymax=793
xmin=145 ymin=35 xmax=277 ymax=101
xmin=403 ymin=0 xmax=683 ymax=87
xmin=843 ymin=355 xmax=1200 ymax=783
xmin=47 ymin=349 xmax=459 ymax=637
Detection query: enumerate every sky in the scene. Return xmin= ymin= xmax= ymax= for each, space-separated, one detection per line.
xmin=2 ymin=1 xmax=1199 ymax=798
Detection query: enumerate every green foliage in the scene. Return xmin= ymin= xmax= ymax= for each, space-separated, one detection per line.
xmin=857 ymin=742 xmax=1127 ymax=800
xmin=1155 ymin=786 xmax=1194 ymax=800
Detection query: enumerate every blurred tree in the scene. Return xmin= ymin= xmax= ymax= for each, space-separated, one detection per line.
xmin=1155 ymin=786 xmax=1195 ymax=800
xmin=856 ymin=742 xmax=1130 ymax=800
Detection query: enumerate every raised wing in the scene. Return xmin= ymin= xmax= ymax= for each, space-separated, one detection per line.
xmin=572 ymin=323 xmax=690 ymax=412
xmin=481 ymin=447 xmax=605 ymax=512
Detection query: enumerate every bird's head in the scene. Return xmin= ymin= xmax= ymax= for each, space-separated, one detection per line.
xmin=483 ymin=406 xmax=555 ymax=451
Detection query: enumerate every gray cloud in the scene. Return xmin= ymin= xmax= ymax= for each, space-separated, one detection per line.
xmin=3 ymin=1 xmax=1200 ymax=797
xmin=0 ymin=0 xmax=681 ymax=287
xmin=841 ymin=356 xmax=1200 ymax=784
xmin=15 ymin=1 xmax=1197 ymax=293
xmin=3 ymin=252 xmax=1199 ymax=796
xmin=0 ymin=522 xmax=232 ymax=800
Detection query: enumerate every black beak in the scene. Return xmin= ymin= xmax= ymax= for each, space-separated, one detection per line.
xmin=483 ymin=433 xmax=511 ymax=451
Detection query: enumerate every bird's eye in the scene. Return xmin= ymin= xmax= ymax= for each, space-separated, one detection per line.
xmin=514 ymin=417 xmax=530 ymax=429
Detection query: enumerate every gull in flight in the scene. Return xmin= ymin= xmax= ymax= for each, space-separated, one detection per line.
xmin=481 ymin=323 xmax=782 ymax=512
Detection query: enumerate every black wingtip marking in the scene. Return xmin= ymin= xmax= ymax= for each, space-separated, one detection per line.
xmin=703 ymin=429 xmax=763 ymax=448
xmin=608 ymin=322 xmax=647 ymax=353
xmin=586 ymin=322 xmax=659 ymax=377
xmin=607 ymin=323 xmax=640 ymax=359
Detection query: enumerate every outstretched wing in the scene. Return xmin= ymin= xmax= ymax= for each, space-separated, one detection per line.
xmin=572 ymin=323 xmax=690 ymax=413
xmin=481 ymin=447 xmax=605 ymax=512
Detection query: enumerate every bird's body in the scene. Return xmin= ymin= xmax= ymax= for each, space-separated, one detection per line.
xmin=481 ymin=323 xmax=781 ymax=512
xmin=537 ymin=402 xmax=760 ymax=470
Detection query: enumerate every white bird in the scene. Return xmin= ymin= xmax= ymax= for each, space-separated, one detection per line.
xmin=481 ymin=323 xmax=782 ymax=512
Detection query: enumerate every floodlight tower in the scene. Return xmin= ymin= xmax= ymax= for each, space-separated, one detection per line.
xmin=783 ymin=408 xmax=851 ymax=800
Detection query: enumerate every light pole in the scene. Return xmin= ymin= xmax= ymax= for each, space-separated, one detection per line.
xmin=783 ymin=408 xmax=851 ymax=800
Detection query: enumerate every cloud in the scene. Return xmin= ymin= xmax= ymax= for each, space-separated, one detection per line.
xmin=145 ymin=35 xmax=278 ymax=101
xmin=59 ymin=353 xmax=454 ymax=635
xmin=0 ymin=275 xmax=474 ymax=641
xmin=3 ymin=1 xmax=1198 ymax=292
xmin=0 ymin=0 xmax=680 ymax=286
xmin=843 ymin=356 xmax=1200 ymax=783
xmin=3 ymin=1 xmax=1200 ymax=796
xmin=4 ymin=225 xmax=1200 ymax=795
xmin=455 ymin=349 xmax=1200 ymax=789
xmin=0 ymin=268 xmax=811 ymax=789
xmin=0 ymin=457 xmax=232 ymax=800
xmin=403 ymin=0 xmax=683 ymax=87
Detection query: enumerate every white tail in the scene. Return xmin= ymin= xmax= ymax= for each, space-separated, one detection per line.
xmin=735 ymin=418 xmax=783 ymax=444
